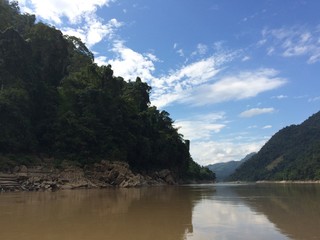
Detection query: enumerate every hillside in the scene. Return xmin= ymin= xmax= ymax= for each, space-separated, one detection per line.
xmin=0 ymin=0 xmax=214 ymax=182
xmin=229 ymin=111 xmax=320 ymax=181
xmin=207 ymin=153 xmax=255 ymax=181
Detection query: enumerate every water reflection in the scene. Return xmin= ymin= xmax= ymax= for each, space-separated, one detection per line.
xmin=185 ymin=183 xmax=320 ymax=240
xmin=0 ymin=184 xmax=320 ymax=240
xmin=233 ymin=184 xmax=320 ymax=240
xmin=185 ymin=184 xmax=289 ymax=240
xmin=0 ymin=187 xmax=200 ymax=240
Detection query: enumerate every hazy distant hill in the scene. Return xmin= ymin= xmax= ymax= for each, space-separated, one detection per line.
xmin=207 ymin=153 xmax=256 ymax=181
xmin=229 ymin=111 xmax=320 ymax=181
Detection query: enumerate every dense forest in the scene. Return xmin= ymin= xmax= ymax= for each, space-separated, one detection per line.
xmin=229 ymin=111 xmax=320 ymax=181
xmin=0 ymin=0 xmax=214 ymax=181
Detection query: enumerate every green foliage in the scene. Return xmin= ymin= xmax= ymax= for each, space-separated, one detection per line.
xmin=0 ymin=0 xmax=207 ymax=180
xmin=0 ymin=0 xmax=35 ymax=36
xmin=230 ymin=112 xmax=320 ymax=181
xmin=184 ymin=159 xmax=215 ymax=181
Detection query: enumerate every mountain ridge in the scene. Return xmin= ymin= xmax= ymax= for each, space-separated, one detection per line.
xmin=229 ymin=111 xmax=320 ymax=181
xmin=207 ymin=152 xmax=256 ymax=181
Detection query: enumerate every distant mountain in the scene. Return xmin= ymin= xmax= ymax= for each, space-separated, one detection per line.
xmin=207 ymin=153 xmax=256 ymax=181
xmin=229 ymin=111 xmax=320 ymax=181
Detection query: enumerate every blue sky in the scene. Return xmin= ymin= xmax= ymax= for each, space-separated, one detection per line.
xmin=17 ymin=0 xmax=320 ymax=165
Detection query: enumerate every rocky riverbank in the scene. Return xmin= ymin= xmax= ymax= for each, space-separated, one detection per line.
xmin=0 ymin=160 xmax=177 ymax=192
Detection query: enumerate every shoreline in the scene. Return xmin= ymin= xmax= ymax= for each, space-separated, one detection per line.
xmin=0 ymin=160 xmax=178 ymax=192
xmin=216 ymin=180 xmax=320 ymax=184
xmin=256 ymin=180 xmax=320 ymax=184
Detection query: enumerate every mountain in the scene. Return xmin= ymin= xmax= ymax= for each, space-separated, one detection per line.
xmin=229 ymin=111 xmax=320 ymax=181
xmin=0 ymin=1 xmax=214 ymax=182
xmin=207 ymin=153 xmax=255 ymax=181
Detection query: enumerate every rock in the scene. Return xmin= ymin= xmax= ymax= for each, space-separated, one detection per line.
xmin=164 ymin=174 xmax=175 ymax=185
xmin=0 ymin=159 xmax=179 ymax=191
xmin=13 ymin=166 xmax=20 ymax=173
xmin=113 ymin=172 xmax=126 ymax=185
xmin=158 ymin=169 xmax=171 ymax=179
xmin=19 ymin=165 xmax=28 ymax=173
xmin=157 ymin=169 xmax=176 ymax=184
xmin=107 ymin=170 xmax=119 ymax=182
xmin=120 ymin=180 xmax=129 ymax=188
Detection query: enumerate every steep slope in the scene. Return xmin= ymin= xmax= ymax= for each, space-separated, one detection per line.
xmin=0 ymin=0 xmax=215 ymax=182
xmin=207 ymin=153 xmax=255 ymax=181
xmin=230 ymin=111 xmax=320 ymax=181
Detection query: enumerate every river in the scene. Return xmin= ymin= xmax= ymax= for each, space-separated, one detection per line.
xmin=0 ymin=183 xmax=319 ymax=240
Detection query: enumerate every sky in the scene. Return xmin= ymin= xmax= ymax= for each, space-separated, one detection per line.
xmin=16 ymin=0 xmax=320 ymax=165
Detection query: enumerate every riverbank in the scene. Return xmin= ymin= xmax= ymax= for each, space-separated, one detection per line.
xmin=256 ymin=180 xmax=320 ymax=184
xmin=0 ymin=160 xmax=177 ymax=192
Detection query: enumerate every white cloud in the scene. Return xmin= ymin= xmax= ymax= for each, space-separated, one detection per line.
xmin=239 ymin=107 xmax=275 ymax=118
xmin=175 ymin=112 xmax=226 ymax=141
xmin=180 ymin=68 xmax=286 ymax=106
xmin=105 ymin=41 xmax=156 ymax=81
xmin=85 ymin=17 xmax=121 ymax=47
xmin=62 ymin=18 xmax=122 ymax=47
xmin=191 ymin=139 xmax=266 ymax=165
xmin=262 ymin=125 xmax=272 ymax=129
xmin=18 ymin=0 xmax=114 ymax=25
xmin=110 ymin=50 xmax=286 ymax=108
xmin=260 ymin=26 xmax=320 ymax=63
xmin=95 ymin=56 xmax=108 ymax=66
xmin=18 ymin=0 xmax=121 ymax=48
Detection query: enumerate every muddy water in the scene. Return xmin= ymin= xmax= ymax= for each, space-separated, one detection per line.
xmin=0 ymin=184 xmax=319 ymax=240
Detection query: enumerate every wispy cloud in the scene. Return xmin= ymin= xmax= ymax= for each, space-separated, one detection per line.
xmin=262 ymin=125 xmax=272 ymax=129
xmin=241 ymin=56 xmax=251 ymax=62
xmin=239 ymin=107 xmax=275 ymax=118
xmin=259 ymin=25 xmax=320 ymax=63
xmin=179 ymin=69 xmax=286 ymax=107
xmin=175 ymin=112 xmax=226 ymax=141
xmin=308 ymin=96 xmax=320 ymax=102
xmin=191 ymin=43 xmax=208 ymax=56
xmin=103 ymin=42 xmax=286 ymax=109
xmin=149 ymin=52 xmax=235 ymax=108
xmin=172 ymin=43 xmax=185 ymax=57
xmin=176 ymin=49 xmax=185 ymax=57
xmin=271 ymin=95 xmax=288 ymax=99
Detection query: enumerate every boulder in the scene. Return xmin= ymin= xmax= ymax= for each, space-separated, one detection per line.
xmin=157 ymin=169 xmax=176 ymax=184
xmin=19 ymin=165 xmax=28 ymax=173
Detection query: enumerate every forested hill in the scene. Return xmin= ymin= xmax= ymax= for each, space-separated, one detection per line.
xmin=207 ymin=152 xmax=256 ymax=181
xmin=0 ymin=1 xmax=214 ymax=181
xmin=229 ymin=111 xmax=320 ymax=181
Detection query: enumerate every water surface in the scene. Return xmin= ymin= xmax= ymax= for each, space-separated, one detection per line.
xmin=0 ymin=184 xmax=319 ymax=240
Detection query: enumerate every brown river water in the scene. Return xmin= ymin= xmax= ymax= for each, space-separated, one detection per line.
xmin=0 ymin=183 xmax=320 ymax=240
